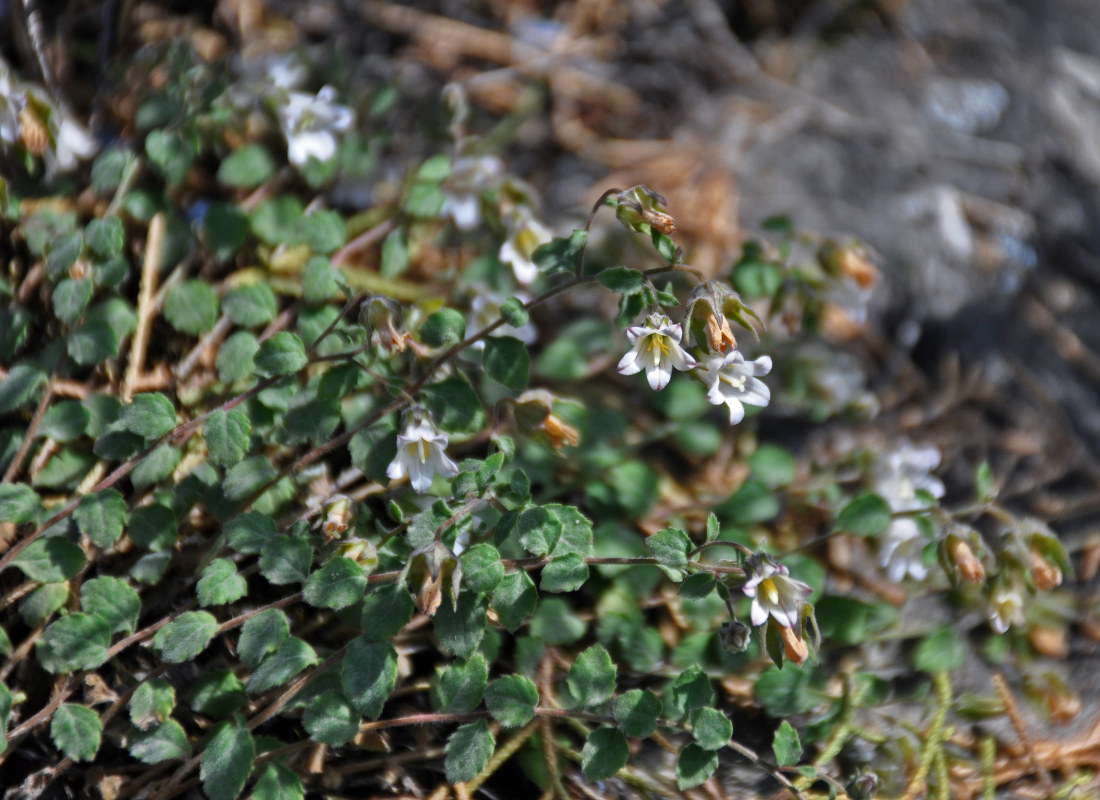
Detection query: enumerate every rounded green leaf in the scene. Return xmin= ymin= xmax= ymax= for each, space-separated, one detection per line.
xmin=85 ymin=216 xmax=125 ymax=260
xmin=253 ymin=762 xmax=304 ymax=800
xmin=582 ymin=726 xmax=629 ymax=781
xmin=254 ymin=331 xmax=308 ymax=377
xmin=129 ymin=719 xmax=190 ymax=764
xmin=204 ymin=407 xmax=251 ymax=468
xmin=434 ymin=592 xmax=487 ymax=659
xmin=434 ymin=654 xmax=488 ymax=714
xmin=596 ymin=266 xmax=645 ymax=293
xmin=197 ymin=559 xmax=248 ymax=607
xmin=689 ymin=706 xmax=733 ymax=751
xmin=74 ymin=489 xmax=127 ymax=548
xmin=200 ymin=721 xmax=255 ymax=800
xmin=129 ymin=678 xmax=176 ymax=729
xmin=164 ymin=280 xmax=219 ymax=336
xmin=52 ymin=278 xmax=93 ymax=326
xmin=0 ymin=364 xmax=46 ymax=413
xmin=217 ymin=143 xmax=276 ymax=189
xmin=303 ymin=690 xmax=361 ymax=746
xmin=11 ymin=537 xmax=85 ymax=582
xmin=225 ymin=511 xmax=276 ymax=555
xmin=914 ymin=626 xmax=967 ymax=673
xmin=482 ymin=336 xmax=530 ymax=391
xmin=188 ymin=671 xmax=247 ymax=718
xmin=460 ymin=544 xmax=504 ymax=594
xmin=836 ymin=493 xmax=893 ymax=537
xmin=484 ymin=675 xmax=539 ymax=728
xmin=304 ymin=557 xmax=368 ymax=610
xmin=259 ymin=535 xmax=313 ymax=585
xmin=223 ymin=283 xmax=278 ymax=328
xmin=540 ymin=553 xmax=588 ymax=593
xmin=237 ymin=608 xmax=290 ymax=669
xmin=0 ymin=483 xmax=41 ymax=524
xmin=154 ymin=611 xmax=219 ymax=663
xmin=51 ymin=704 xmax=102 ymax=762
xmin=118 ymin=392 xmax=177 ymax=440
xmin=677 ymin=743 xmax=718 ymax=790
xmin=490 ymin=571 xmax=536 ymax=633
xmin=772 ymin=720 xmax=802 ymax=766
xmin=37 ymin=613 xmax=111 ymax=673
xmin=612 ymin=689 xmax=662 ymax=739
xmin=247 ymin=637 xmax=318 ymax=693
xmin=444 ymin=720 xmax=494 ymax=784
xmin=216 ymin=331 xmax=259 ymax=383
xmin=80 ymin=576 xmax=140 ymax=634
xmin=342 ymin=637 xmax=398 ymax=719
xmin=127 ymin=503 xmax=177 ymax=551
xmin=360 ymin=584 xmax=415 ymax=641
xmin=567 ymin=644 xmax=616 ymax=708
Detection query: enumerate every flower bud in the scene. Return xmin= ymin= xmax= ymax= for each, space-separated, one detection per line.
xmin=945 ymin=536 xmax=985 ymax=584
xmin=511 ymin=389 xmax=581 ymax=451
xmin=846 ymin=768 xmax=880 ymax=800
xmin=820 ymin=240 xmax=877 ymax=289
xmin=338 ymin=539 xmax=378 ymax=572
xmin=614 ymin=185 xmax=677 ymax=235
xmin=321 ymin=494 xmax=356 ymax=539
xmin=359 ymin=296 xmax=410 ymax=354
xmin=719 ymin=620 xmax=751 ymax=653
xmin=1028 ymin=546 xmax=1063 ymax=590
xmin=779 ymin=624 xmax=809 ymax=666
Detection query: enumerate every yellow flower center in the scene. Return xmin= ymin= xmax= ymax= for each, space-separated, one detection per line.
xmin=647 ymin=335 xmax=669 ymax=366
xmin=722 ymin=372 xmax=747 ymax=391
xmin=410 ymin=439 xmax=431 ymax=463
xmin=761 ymin=577 xmax=780 ymax=604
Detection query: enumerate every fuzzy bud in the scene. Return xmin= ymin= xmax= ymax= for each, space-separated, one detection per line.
xmin=614 ymin=185 xmax=677 ymax=235
xmin=779 ymin=624 xmax=809 ymax=666
xmin=1028 ymin=547 xmax=1063 ymax=590
xmin=947 ymin=536 xmax=986 ymax=584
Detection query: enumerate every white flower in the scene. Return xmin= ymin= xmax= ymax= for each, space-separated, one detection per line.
xmin=498 ymin=207 xmax=552 ymax=285
xmin=697 ymin=350 xmax=772 ymax=425
xmin=466 ymin=290 xmax=536 ymax=349
xmin=873 ymin=442 xmax=944 ymax=513
xmin=878 ymin=517 xmax=930 ymax=582
xmin=742 ymin=556 xmax=812 ymax=628
xmin=0 ymin=60 xmax=22 ymax=147
xmin=988 ymin=583 xmax=1025 ymax=634
xmin=442 ymin=156 xmax=503 ymax=231
xmin=386 ymin=410 xmax=459 ymax=495
xmin=276 ymin=86 xmax=355 ymax=167
xmin=48 ymin=115 xmax=98 ymax=173
xmin=617 ymin=314 xmax=697 ymax=391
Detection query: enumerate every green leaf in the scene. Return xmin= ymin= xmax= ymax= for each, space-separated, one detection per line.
xmin=645 ymin=527 xmax=693 ymax=572
xmin=404 ymin=181 xmax=446 ymax=218
xmin=0 ymin=483 xmax=41 ymax=524
xmin=129 ymin=720 xmax=190 ymax=764
xmin=754 ymin=666 xmax=818 ymax=717
xmin=460 ymin=544 xmax=504 ymax=594
xmin=380 ymin=227 xmax=409 ymax=278
xmin=216 ymin=331 xmax=259 ymax=383
xmin=499 ymin=296 xmax=529 ymax=328
xmin=247 ymin=637 xmax=318 ymax=693
xmin=154 ymin=611 xmax=219 ymax=663
xmin=914 ymin=626 xmax=966 ymax=673
xmin=253 ymin=762 xmax=304 ymax=800
xmin=772 ymin=720 xmax=802 ymax=766
xmin=490 ymin=571 xmax=536 ymax=632
xmin=529 ymin=597 xmax=586 ymax=645
xmin=217 ymin=143 xmax=276 ymax=189
xmin=223 ymin=283 xmax=278 ymax=328
xmin=200 ymin=721 xmax=255 ymax=800
xmin=130 ymin=678 xmax=175 ymax=730
xmin=484 ymin=675 xmax=539 ymax=728
xmin=164 ymin=280 xmax=219 ymax=336
xmin=259 ymin=535 xmax=313 ymax=585
xmin=20 ymin=583 xmax=68 ymax=626
xmin=74 ymin=489 xmax=126 ymax=548
xmin=434 ymin=591 xmax=488 ymax=659
xmin=127 ymin=503 xmax=177 ymax=551
xmin=540 ymin=553 xmax=588 ymax=593
xmin=296 ymin=210 xmax=347 ymax=255
xmin=516 ymin=506 xmax=563 ymax=557
xmin=612 ymin=689 xmax=662 ymax=738
xmin=11 ymin=537 xmax=85 ymax=582
xmin=445 ymin=720 xmax=494 ymax=784
xmin=666 ymin=666 xmax=715 ymax=720
xmin=37 ymin=613 xmax=111 ymax=673
xmin=238 ymin=608 xmax=290 ymax=668
xmin=203 ymin=201 xmax=251 ymax=264
xmin=422 ymin=375 xmax=485 ymax=434
xmin=582 ymin=727 xmax=629 ymax=781
xmin=45 ymin=231 xmax=82 ymax=281
xmin=975 ymin=461 xmax=995 ymax=502
xmin=118 ymin=392 xmax=177 ymax=440
xmin=748 ymin=445 xmax=796 ymax=489
xmin=0 ymin=683 xmax=9 ymax=733
xmin=32 ymin=448 xmax=97 ymax=489
xmin=304 ymin=557 xmax=368 ymax=610
xmin=303 ymin=690 xmax=361 ymax=745
xmin=0 ymin=364 xmax=46 ymax=413
xmin=532 ymin=230 xmax=587 ymax=276
xmin=197 ymin=559 xmax=248 ymax=606
xmin=85 ymin=217 xmax=125 ymax=260
xmin=302 ymin=256 xmax=342 ymax=302
xmin=254 ymin=331 xmax=308 ymax=377
xmin=678 ymin=572 xmax=716 ymax=601
xmin=91 ymin=148 xmax=130 ymax=194
xmin=597 ymin=266 xmax=645 ymax=293
xmin=204 ymin=408 xmax=251 ymax=468
xmin=483 ymin=336 xmax=529 ymax=391
xmin=67 ymin=299 xmax=136 ymax=366
xmin=130 ymin=444 xmax=181 ymax=489
xmin=51 ymin=704 xmax=102 ymax=762
xmin=188 ymin=670 xmax=247 ymax=718
xmin=689 ymin=707 xmax=732 ymax=751
xmin=360 ymin=584 xmax=415 ymax=641
xmin=435 ymin=654 xmax=488 ymax=713
xmin=567 ymin=644 xmax=616 ymax=708
xmin=52 ymin=278 xmax=93 ymax=326
xmin=342 ymin=637 xmax=398 ymax=719
xmin=251 ymin=196 xmax=304 ymax=245
xmin=225 ymin=512 xmax=276 ymax=555
xmin=146 ymin=129 xmax=194 ymax=186
xmin=419 ymin=308 xmax=466 ymax=348
xmin=836 ymin=493 xmax=893 ymax=537
xmin=39 ymin=401 xmax=89 ymax=443
xmin=677 ymin=743 xmax=718 ymax=790
xmin=80 ymin=576 xmax=140 ymax=634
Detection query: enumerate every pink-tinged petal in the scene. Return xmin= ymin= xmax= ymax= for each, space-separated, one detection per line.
xmin=669 ymin=348 xmax=697 ymax=372
xmin=647 ymin=362 xmax=672 ymax=391
xmin=750 ymin=600 xmax=768 ymax=627
xmin=617 ymin=350 xmax=642 ymax=375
